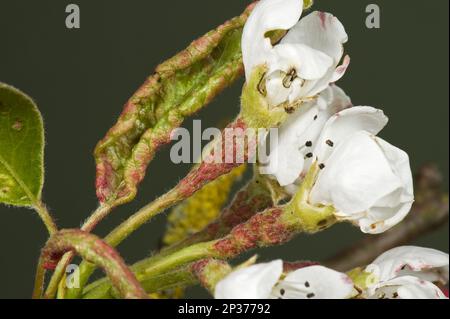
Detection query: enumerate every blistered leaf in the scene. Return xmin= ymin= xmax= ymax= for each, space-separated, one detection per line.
xmin=0 ymin=83 xmax=44 ymax=207
xmin=95 ymin=4 xmax=257 ymax=206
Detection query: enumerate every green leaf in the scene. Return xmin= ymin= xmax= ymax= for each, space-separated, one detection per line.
xmin=94 ymin=4 xmax=256 ymax=207
xmin=0 ymin=83 xmax=44 ymax=207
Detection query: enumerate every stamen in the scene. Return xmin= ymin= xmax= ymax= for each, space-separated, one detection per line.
xmin=282 ymin=69 xmax=297 ymax=88
xmin=326 ymin=139 xmax=334 ymax=147
xmin=257 ymin=73 xmax=267 ymax=96
xmin=305 ymin=141 xmax=312 ymax=147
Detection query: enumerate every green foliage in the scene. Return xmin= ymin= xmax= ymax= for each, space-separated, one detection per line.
xmin=0 ymin=83 xmax=44 ymax=207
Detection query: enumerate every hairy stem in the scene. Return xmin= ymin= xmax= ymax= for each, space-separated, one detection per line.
xmin=161 ymin=172 xmax=279 ymax=257
xmin=82 ymin=197 xmax=336 ymax=299
xmin=33 ymin=201 xmax=58 ymax=235
xmin=44 ymin=204 xmax=112 ymax=299
xmin=34 ymin=229 xmax=147 ymax=299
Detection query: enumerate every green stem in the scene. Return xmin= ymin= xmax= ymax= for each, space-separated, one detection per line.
xmin=191 ymin=259 xmax=232 ymax=295
xmin=82 ymin=242 xmax=218 ymax=299
xmin=35 ymin=229 xmax=148 ymax=299
xmin=32 ymin=259 xmax=47 ymax=299
xmin=64 ymin=190 xmax=180 ymax=298
xmin=33 ymin=201 xmax=58 ymax=235
xmin=43 ymin=204 xmax=112 ymax=299
xmin=84 ymin=265 xmax=197 ymax=299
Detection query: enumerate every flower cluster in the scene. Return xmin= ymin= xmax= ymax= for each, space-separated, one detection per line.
xmin=245 ymin=0 xmax=414 ymax=234
xmin=209 ymin=0 xmax=445 ymax=300
xmin=215 ymin=246 xmax=449 ymax=299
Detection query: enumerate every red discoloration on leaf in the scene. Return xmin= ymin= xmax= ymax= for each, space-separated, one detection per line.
xmin=95 ymin=161 xmax=114 ymax=203
xmin=94 ymin=4 xmax=256 ymax=205
xmin=178 ymin=118 xmax=250 ymax=197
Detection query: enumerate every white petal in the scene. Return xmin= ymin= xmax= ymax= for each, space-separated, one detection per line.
xmin=318 ymin=84 xmax=352 ymax=114
xmin=367 ymin=246 xmax=449 ymax=283
xmin=330 ymin=54 xmax=351 ymax=83
xmin=265 ymin=44 xmax=333 ymax=106
xmin=214 ymin=260 xmax=283 ymax=299
xmin=369 ymin=276 xmax=447 ymax=299
xmin=269 ymin=43 xmax=333 ymax=80
xmin=271 ymin=265 xmax=353 ymax=299
xmin=260 ymin=102 xmax=327 ymax=186
xmin=265 ymin=71 xmax=292 ymax=106
xmin=260 ymin=85 xmax=352 ymax=188
xmin=358 ymin=201 xmax=413 ymax=234
xmin=280 ymin=11 xmax=349 ymax=97
xmin=242 ymin=0 xmax=303 ymax=79
xmin=313 ymin=106 xmax=388 ymax=163
xmin=310 ymin=132 xmax=413 ymax=233
xmin=282 ymin=11 xmax=348 ymax=65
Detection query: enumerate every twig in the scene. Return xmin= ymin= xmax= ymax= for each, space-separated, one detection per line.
xmin=33 ymin=229 xmax=148 ymax=299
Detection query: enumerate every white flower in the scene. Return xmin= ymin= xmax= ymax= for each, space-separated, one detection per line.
xmin=242 ymin=0 xmax=349 ymax=107
xmin=310 ymin=130 xmax=414 ymax=234
xmin=259 ymin=85 xmax=352 ymax=191
xmin=214 ymin=260 xmax=354 ymax=299
xmin=364 ymin=246 xmax=449 ymax=299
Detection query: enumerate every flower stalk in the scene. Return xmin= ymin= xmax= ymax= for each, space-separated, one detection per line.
xmin=77 ymin=164 xmax=338 ymax=298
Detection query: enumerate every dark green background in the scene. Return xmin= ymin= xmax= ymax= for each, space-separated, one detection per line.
xmin=0 ymin=0 xmax=448 ymax=298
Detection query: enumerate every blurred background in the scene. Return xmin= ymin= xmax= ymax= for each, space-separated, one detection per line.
xmin=0 ymin=0 xmax=448 ymax=298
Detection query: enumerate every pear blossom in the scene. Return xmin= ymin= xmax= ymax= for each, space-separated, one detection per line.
xmin=242 ymin=0 xmax=349 ymax=107
xmin=259 ymin=84 xmax=352 ymax=192
xmin=260 ymin=82 xmax=414 ymax=233
xmin=364 ymin=246 xmax=449 ymax=299
xmin=214 ymin=260 xmax=354 ymax=299
xmin=309 ymin=129 xmax=414 ymax=234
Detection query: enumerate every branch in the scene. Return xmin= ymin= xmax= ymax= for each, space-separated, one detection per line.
xmin=33 ymin=229 xmax=148 ymax=299
xmin=325 ymin=163 xmax=449 ymax=271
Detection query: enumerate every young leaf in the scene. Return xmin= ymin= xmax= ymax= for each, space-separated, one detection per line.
xmin=94 ymin=3 xmax=256 ymax=207
xmin=0 ymin=83 xmax=44 ymax=207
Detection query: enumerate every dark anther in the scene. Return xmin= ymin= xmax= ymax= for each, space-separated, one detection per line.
xmin=319 ymin=163 xmax=325 ymax=169
xmin=282 ymin=69 xmax=297 ymax=88
xmin=280 ymin=289 xmax=285 ymax=296
xmin=326 ymin=139 xmax=334 ymax=147
xmin=257 ymin=73 xmax=267 ymax=96
xmin=284 ymin=106 xmax=295 ymax=114
xmin=305 ymin=281 xmax=310 ymax=288
xmin=305 ymin=141 xmax=312 ymax=147
xmin=305 ymin=153 xmax=313 ymax=158
xmin=313 ymin=115 xmax=318 ymax=120
xmin=307 ymin=293 xmax=315 ymax=299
